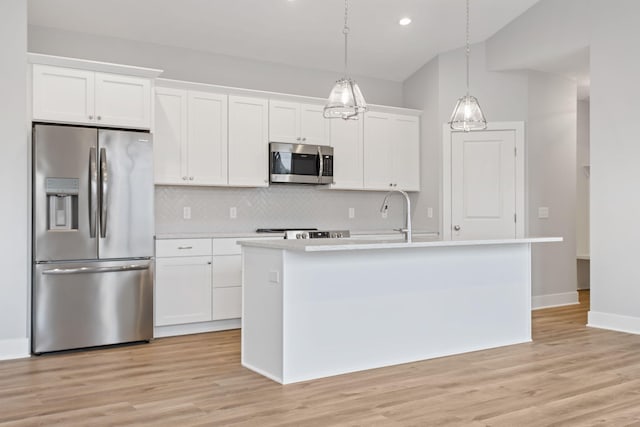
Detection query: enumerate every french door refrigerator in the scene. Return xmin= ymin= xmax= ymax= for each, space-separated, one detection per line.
xmin=32 ymin=124 xmax=154 ymax=354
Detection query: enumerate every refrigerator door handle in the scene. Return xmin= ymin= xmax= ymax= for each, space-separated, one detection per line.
xmin=42 ymin=264 xmax=150 ymax=275
xmin=99 ymin=147 xmax=108 ymax=238
xmin=89 ymin=147 xmax=97 ymax=238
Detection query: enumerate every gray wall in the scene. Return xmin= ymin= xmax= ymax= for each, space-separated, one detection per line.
xmin=589 ymin=0 xmax=640 ymax=326
xmin=576 ymin=100 xmax=590 ymax=259
xmin=28 ymin=25 xmax=403 ymax=107
xmin=403 ymin=41 xmax=578 ymax=307
xmin=526 ymin=71 xmax=577 ymax=303
xmin=0 ymin=0 xmax=29 ymax=359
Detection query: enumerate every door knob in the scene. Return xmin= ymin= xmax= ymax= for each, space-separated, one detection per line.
xmin=453 ymin=225 xmax=461 ymax=231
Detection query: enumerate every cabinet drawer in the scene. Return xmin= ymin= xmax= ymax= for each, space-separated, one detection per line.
xmin=156 ymin=238 xmax=212 ymax=257
xmin=212 ymin=238 xmax=242 ymax=255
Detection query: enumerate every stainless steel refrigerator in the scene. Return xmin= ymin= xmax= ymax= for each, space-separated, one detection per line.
xmin=32 ymin=124 xmax=154 ymax=354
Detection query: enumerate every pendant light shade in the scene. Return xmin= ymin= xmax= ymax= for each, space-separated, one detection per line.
xmin=449 ymin=0 xmax=487 ymax=131
xmin=449 ymin=95 xmax=487 ymax=131
xmin=324 ymin=77 xmax=367 ymax=120
xmin=323 ymin=0 xmax=367 ymax=120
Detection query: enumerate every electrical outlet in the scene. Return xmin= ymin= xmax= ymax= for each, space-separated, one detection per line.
xmin=183 ymin=206 xmax=191 ymax=220
xmin=348 ymin=207 xmax=355 ymax=219
xmin=230 ymin=207 xmax=237 ymax=219
xmin=427 ymin=207 xmax=433 ymax=218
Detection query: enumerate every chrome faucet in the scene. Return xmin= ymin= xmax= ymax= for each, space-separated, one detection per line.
xmin=379 ymin=189 xmax=412 ymax=243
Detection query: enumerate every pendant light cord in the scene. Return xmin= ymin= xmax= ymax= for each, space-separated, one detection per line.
xmin=465 ymin=0 xmax=470 ymax=96
xmin=343 ymin=0 xmax=349 ymax=78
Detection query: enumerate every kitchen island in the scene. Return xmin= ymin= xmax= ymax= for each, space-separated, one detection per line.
xmin=239 ymin=237 xmax=561 ymax=384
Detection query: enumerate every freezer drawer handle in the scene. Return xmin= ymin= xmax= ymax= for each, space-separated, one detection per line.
xmin=42 ymin=264 xmax=149 ymax=275
xmin=177 ymin=246 xmax=193 ymax=250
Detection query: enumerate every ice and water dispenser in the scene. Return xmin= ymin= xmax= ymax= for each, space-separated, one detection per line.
xmin=45 ymin=177 xmax=79 ymax=231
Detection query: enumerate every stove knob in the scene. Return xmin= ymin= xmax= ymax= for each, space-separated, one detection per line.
xmin=301 ymin=234 xmax=308 ymax=239
xmin=296 ymin=233 xmax=303 ymax=239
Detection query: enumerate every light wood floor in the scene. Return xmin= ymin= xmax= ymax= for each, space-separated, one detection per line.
xmin=2 ymin=291 xmax=640 ymax=426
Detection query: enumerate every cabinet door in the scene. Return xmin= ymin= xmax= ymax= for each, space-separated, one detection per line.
xmin=300 ymin=103 xmax=331 ymax=145
xmin=330 ymin=118 xmax=363 ymax=189
xmin=212 ymin=254 xmax=242 ymax=320
xmin=154 ymin=87 xmax=188 ymax=184
xmin=228 ymin=96 xmax=269 ymax=187
xmin=155 ymin=256 xmax=212 ymax=326
xmin=95 ymin=72 xmax=151 ymax=129
xmin=269 ymin=100 xmax=300 ymax=143
xmin=32 ymin=64 xmax=95 ymax=124
xmin=363 ymin=112 xmax=394 ymax=190
xmin=393 ymin=115 xmax=420 ymax=191
xmin=187 ymin=91 xmax=228 ymax=185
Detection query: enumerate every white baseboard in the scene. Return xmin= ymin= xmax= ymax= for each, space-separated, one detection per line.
xmin=588 ymin=311 xmax=640 ymax=335
xmin=0 ymin=338 xmax=30 ymax=361
xmin=532 ymin=291 xmax=579 ymax=310
xmin=154 ymin=318 xmax=241 ymax=338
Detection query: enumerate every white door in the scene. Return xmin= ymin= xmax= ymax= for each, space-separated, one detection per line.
xmin=451 ymin=130 xmax=517 ymax=240
xmin=228 ymin=95 xmax=269 ymax=187
xmin=187 ymin=91 xmax=228 ymax=185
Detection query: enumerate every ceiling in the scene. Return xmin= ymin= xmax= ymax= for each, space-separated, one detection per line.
xmin=28 ymin=0 xmax=542 ymax=82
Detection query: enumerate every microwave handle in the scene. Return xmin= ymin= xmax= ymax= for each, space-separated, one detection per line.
xmin=318 ymin=146 xmax=324 ymax=182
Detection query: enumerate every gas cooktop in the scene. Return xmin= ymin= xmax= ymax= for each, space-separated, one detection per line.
xmin=256 ymin=228 xmax=317 ymax=233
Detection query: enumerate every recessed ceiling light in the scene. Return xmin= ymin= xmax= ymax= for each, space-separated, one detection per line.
xmin=399 ymin=17 xmax=412 ymax=26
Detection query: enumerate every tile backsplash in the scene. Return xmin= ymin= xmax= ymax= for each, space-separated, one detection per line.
xmin=155 ymin=185 xmax=414 ymax=234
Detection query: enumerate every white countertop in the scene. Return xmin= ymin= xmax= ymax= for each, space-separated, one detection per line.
xmin=239 ymin=236 xmax=562 ymax=252
xmin=155 ymin=230 xmax=438 ymax=240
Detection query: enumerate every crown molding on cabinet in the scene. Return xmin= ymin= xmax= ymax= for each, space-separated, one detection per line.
xmin=27 ymin=53 xmax=164 ymax=79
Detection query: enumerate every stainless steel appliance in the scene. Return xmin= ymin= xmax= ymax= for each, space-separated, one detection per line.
xmin=32 ymin=124 xmax=154 ymax=354
xmin=284 ymin=230 xmax=350 ymax=239
xmin=270 ymin=142 xmax=334 ymax=184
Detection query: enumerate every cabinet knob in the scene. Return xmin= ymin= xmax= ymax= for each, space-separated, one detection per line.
xmin=296 ymin=137 xmax=301 ymax=141
xmin=453 ymin=225 xmax=461 ymax=231
xmin=189 ymin=176 xmax=194 ymax=181
xmin=88 ymin=115 xmax=93 ymax=120
xmin=207 ymin=261 xmax=212 ymax=265
xmin=182 ymin=176 xmax=187 ymax=180
xmin=97 ymin=115 xmax=102 ymax=121
xmin=302 ymin=137 xmax=307 ymax=142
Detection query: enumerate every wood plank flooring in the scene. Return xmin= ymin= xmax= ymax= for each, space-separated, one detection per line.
xmin=2 ymin=291 xmax=640 ymax=426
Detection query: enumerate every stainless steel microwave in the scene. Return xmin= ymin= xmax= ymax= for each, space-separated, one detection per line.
xmin=270 ymin=142 xmax=334 ymax=184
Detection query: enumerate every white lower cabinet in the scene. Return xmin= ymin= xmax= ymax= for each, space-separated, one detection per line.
xmin=155 ymin=256 xmax=213 ymax=326
xmin=154 ymin=237 xmax=253 ymax=332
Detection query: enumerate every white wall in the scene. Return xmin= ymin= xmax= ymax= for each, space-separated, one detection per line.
xmin=588 ymin=0 xmax=640 ymax=332
xmin=0 ymin=0 xmax=29 ymax=359
xmin=485 ymin=0 xmax=589 ymax=72
xmin=28 ymin=25 xmax=403 ymax=107
xmin=527 ymin=71 xmax=577 ymax=306
xmin=576 ymin=100 xmax=590 ymax=258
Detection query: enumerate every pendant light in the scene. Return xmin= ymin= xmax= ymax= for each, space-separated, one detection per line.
xmin=323 ymin=0 xmax=368 ymax=120
xmin=449 ymin=0 xmax=487 ymax=131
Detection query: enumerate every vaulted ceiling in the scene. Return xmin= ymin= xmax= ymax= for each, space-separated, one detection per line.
xmin=28 ymin=0 xmax=541 ymax=82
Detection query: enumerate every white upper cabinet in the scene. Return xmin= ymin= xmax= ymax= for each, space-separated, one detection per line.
xmin=33 ymin=64 xmax=152 ymax=129
xmin=364 ymin=112 xmax=420 ymax=192
xmin=153 ymin=88 xmax=228 ymax=186
xmin=330 ymin=118 xmax=364 ymax=190
xmin=94 ymin=72 xmax=151 ymax=129
xmin=269 ymin=100 xmax=330 ymax=145
xmin=187 ymin=91 xmax=228 ymax=186
xmin=154 ymin=87 xmax=188 ymax=185
xmin=228 ymin=95 xmax=269 ymax=187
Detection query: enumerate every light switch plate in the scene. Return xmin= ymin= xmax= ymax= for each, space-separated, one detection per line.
xmin=230 ymin=207 xmax=237 ymax=219
xmin=183 ymin=206 xmax=191 ymax=220
xmin=538 ymin=207 xmax=549 ymax=219
xmin=268 ymin=270 xmax=280 ymax=284
xmin=348 ymin=207 xmax=355 ymax=219
xmin=427 ymin=207 xmax=433 ymax=219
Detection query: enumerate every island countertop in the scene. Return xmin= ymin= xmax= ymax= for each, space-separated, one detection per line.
xmin=238 ymin=236 xmax=562 ymax=252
